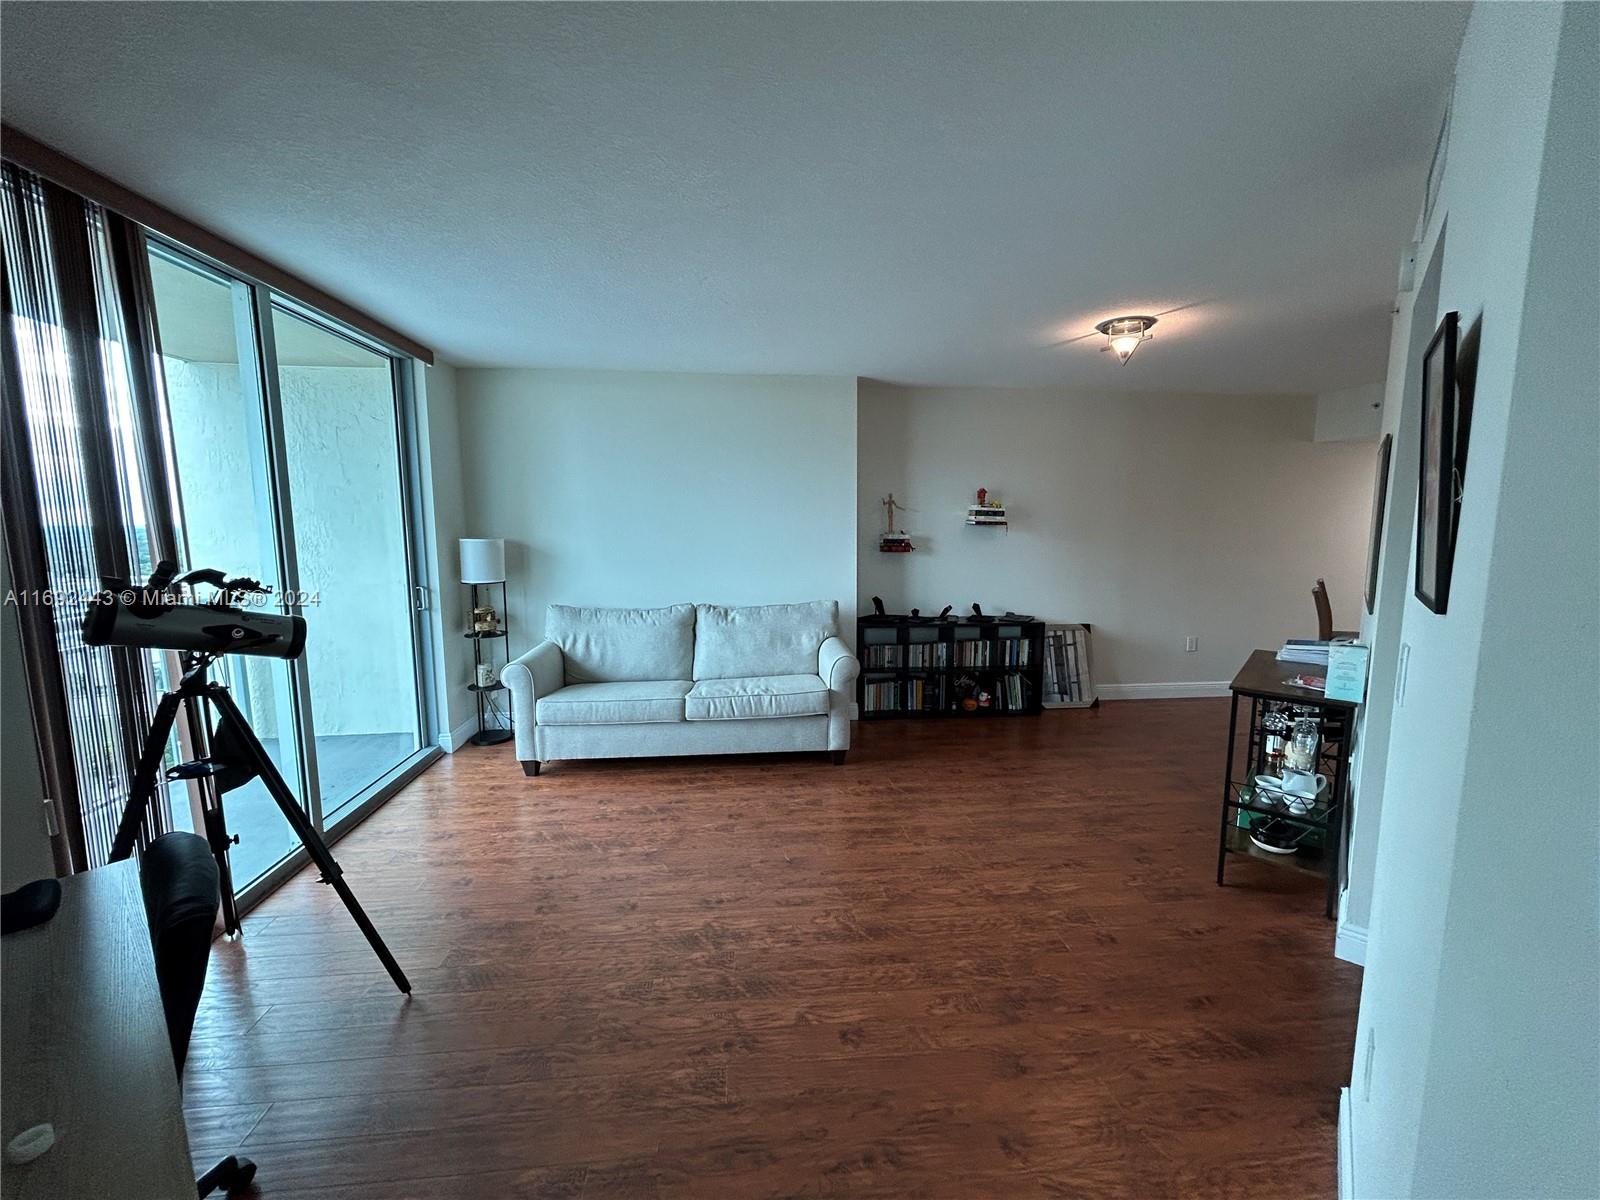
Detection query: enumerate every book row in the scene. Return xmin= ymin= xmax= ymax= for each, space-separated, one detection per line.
xmin=861 ymin=638 xmax=1034 ymax=670
xmin=862 ymin=674 xmax=1034 ymax=715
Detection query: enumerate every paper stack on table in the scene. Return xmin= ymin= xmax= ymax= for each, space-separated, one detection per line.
xmin=1277 ymin=638 xmax=1332 ymax=665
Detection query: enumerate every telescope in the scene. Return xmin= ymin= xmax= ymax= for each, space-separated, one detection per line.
xmin=92 ymin=560 xmax=409 ymax=996
xmin=82 ymin=563 xmax=306 ymax=660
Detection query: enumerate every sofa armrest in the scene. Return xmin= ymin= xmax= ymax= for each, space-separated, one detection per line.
xmin=501 ymin=640 xmax=564 ymax=760
xmin=819 ymin=636 xmax=859 ymax=692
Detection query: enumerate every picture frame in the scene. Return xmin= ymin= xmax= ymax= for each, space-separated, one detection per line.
xmin=1415 ymin=311 xmax=1460 ymax=613
xmin=1364 ymin=432 xmax=1392 ymax=613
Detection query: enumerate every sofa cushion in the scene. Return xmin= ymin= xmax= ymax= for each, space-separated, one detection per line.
xmin=546 ymin=603 xmax=695 ymax=684
xmin=536 ymin=679 xmax=693 ymax=726
xmin=692 ymin=601 xmax=839 ymax=680
xmin=685 ymin=674 xmax=830 ymax=721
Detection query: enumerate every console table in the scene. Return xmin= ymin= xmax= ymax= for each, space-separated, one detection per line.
xmin=1 ymin=859 xmax=195 ymax=1199
xmin=1215 ymin=649 xmax=1357 ymax=918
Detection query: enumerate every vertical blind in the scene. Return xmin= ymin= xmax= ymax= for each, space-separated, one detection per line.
xmin=1 ymin=162 xmax=175 ymax=867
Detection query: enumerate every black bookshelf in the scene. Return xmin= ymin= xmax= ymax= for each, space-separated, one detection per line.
xmin=464 ymin=581 xmax=513 ymax=746
xmin=856 ymin=615 xmax=1046 ymax=719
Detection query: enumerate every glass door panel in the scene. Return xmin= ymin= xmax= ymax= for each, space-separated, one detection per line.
xmin=270 ymin=304 xmax=422 ymax=825
xmin=146 ymin=249 xmax=306 ymax=885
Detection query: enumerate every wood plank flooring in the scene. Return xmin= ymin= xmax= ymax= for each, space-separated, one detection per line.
xmin=185 ymin=699 xmax=1361 ymax=1199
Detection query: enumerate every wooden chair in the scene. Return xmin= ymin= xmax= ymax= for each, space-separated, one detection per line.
xmin=1312 ymin=578 xmax=1357 ymax=642
xmin=1312 ymin=579 xmax=1334 ymax=641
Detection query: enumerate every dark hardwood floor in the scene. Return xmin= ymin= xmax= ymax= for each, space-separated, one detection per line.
xmin=184 ymin=699 xmax=1360 ymax=1199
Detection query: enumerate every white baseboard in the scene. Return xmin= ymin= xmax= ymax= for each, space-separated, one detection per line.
xmin=1335 ymin=920 xmax=1369 ymax=966
xmin=1097 ymin=681 xmax=1230 ymax=700
xmin=1338 ymin=1087 xmax=1355 ymax=1200
xmin=440 ymin=716 xmax=480 ymax=753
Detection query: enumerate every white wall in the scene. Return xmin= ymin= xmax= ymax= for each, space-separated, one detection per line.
xmin=1349 ymin=5 xmax=1600 ymax=1197
xmin=857 ymin=383 xmax=1375 ymax=689
xmin=1313 ymin=382 xmax=1384 ymax=443
xmin=456 ymin=369 xmax=858 ymax=655
xmin=1341 ymin=242 xmax=1441 ymax=948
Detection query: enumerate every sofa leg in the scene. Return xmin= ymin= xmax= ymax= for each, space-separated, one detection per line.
xmin=830 ymin=750 xmax=847 ymax=766
xmin=522 ymin=761 xmax=541 ymax=777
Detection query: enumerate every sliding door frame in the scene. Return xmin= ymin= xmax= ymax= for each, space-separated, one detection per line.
xmin=143 ymin=232 xmax=442 ymax=914
xmin=264 ymin=290 xmax=437 ymax=835
xmin=244 ymin=280 xmax=327 ymax=833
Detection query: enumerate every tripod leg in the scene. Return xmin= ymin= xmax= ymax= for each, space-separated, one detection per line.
xmin=201 ymin=795 xmax=243 ymax=937
xmin=109 ymin=691 xmax=185 ymax=862
xmin=206 ymin=686 xmax=412 ymax=994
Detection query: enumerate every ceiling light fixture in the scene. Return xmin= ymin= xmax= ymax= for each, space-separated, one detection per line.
xmin=1094 ymin=315 xmax=1158 ymax=365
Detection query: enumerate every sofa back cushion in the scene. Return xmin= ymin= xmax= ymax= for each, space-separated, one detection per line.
xmin=545 ymin=603 xmax=695 ymax=684
xmin=693 ymin=601 xmax=839 ymax=680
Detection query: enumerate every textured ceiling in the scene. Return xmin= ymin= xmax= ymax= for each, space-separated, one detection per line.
xmin=1 ymin=2 xmax=1467 ymax=392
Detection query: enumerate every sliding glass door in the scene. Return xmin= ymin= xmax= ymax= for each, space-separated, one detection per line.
xmin=145 ymin=241 xmax=430 ymax=894
xmin=147 ymin=249 xmax=307 ymax=884
xmin=270 ymin=304 xmax=422 ymax=826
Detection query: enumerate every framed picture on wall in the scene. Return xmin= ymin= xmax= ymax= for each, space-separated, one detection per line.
xmin=1415 ymin=311 xmax=1460 ymax=613
xmin=1365 ymin=433 xmax=1393 ymax=613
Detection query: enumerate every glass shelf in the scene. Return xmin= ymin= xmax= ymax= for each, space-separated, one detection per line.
xmin=1225 ymin=781 xmax=1337 ymax=828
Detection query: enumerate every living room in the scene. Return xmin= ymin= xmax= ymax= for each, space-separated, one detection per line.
xmin=1 ymin=4 xmax=1595 ymax=1199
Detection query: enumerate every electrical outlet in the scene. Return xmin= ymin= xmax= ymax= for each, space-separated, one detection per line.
xmin=1184 ymin=636 xmax=1199 ymax=653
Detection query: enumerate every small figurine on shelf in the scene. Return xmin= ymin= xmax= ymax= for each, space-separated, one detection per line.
xmin=472 ymin=604 xmax=501 ymax=634
xmin=976 ymin=487 xmax=987 ymax=506
xmin=879 ymin=493 xmax=916 ymax=552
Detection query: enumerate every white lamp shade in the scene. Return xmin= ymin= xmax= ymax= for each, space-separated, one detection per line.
xmin=459 ymin=538 xmax=506 ymax=584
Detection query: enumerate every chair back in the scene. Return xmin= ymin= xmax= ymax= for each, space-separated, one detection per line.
xmin=138 ymin=833 xmax=220 ymax=1075
xmin=1312 ymin=578 xmax=1334 ymax=642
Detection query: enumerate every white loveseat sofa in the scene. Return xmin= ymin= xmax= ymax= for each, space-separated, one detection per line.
xmin=501 ymin=601 xmax=860 ymax=775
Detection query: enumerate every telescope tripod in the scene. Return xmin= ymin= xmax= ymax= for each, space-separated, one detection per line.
xmin=110 ymin=654 xmax=410 ymax=994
